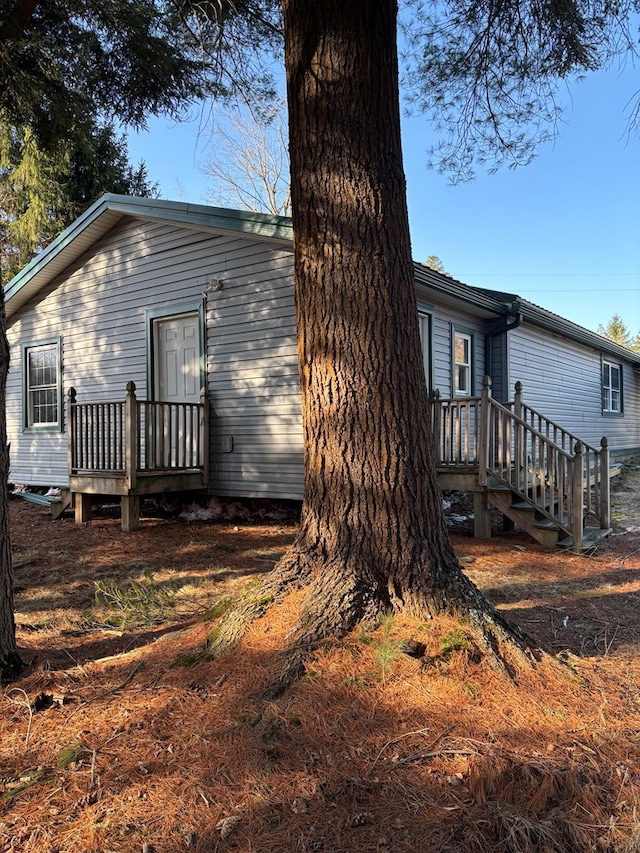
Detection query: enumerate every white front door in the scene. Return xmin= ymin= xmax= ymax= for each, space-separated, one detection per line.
xmin=154 ymin=313 xmax=200 ymax=403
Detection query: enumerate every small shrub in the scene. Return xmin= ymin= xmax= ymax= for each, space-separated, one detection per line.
xmin=439 ymin=627 xmax=469 ymax=657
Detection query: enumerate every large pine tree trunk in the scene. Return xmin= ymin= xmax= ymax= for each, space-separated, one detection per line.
xmin=0 ymin=286 xmax=21 ymax=680
xmin=280 ymin=0 xmax=481 ymax=631
xmin=208 ymin=0 xmax=532 ymax=682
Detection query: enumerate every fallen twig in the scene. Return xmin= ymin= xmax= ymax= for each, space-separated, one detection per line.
xmin=369 ymin=724 xmax=454 ymax=772
xmin=54 ymin=661 xmax=144 ymax=746
xmin=5 ymin=688 xmax=34 ymax=748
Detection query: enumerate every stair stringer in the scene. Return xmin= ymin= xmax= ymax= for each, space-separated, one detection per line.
xmin=486 ymin=485 xmax=568 ymax=549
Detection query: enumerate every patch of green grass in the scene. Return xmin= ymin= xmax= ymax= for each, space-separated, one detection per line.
xmin=57 ymin=743 xmax=82 ymax=769
xmin=439 ymin=627 xmax=469 ymax=657
xmin=543 ymin=706 xmax=567 ymax=720
xmin=374 ymin=612 xmax=404 ymax=683
xmin=199 ymin=597 xmax=236 ymax=622
xmin=1 ymin=767 xmax=51 ymax=799
xmin=90 ymin=570 xmax=177 ymax=630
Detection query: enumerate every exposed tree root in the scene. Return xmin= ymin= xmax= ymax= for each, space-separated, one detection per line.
xmin=197 ymin=545 xmax=538 ymax=696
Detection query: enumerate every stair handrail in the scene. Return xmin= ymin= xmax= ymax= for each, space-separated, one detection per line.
xmin=482 ymin=390 xmax=580 ymax=544
xmin=506 ymin=381 xmax=609 ymax=527
xmin=431 ymin=377 xmax=609 ymax=549
xmin=507 ymin=381 xmax=602 ymax=458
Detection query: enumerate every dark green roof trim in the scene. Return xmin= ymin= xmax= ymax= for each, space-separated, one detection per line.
xmin=4 ymin=194 xmax=294 ymax=318
xmin=469 ymin=286 xmax=640 ymax=367
xmin=4 ymin=194 xmax=639 ymax=371
xmin=100 ymin=195 xmax=294 ymax=243
xmin=412 ymin=264 xmax=509 ymax=317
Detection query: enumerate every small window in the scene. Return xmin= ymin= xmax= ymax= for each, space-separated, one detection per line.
xmin=454 ymin=330 xmax=472 ymax=396
xmin=417 ymin=310 xmax=431 ymax=394
xmin=602 ymin=360 xmax=622 ymax=414
xmin=24 ymin=341 xmax=61 ymax=429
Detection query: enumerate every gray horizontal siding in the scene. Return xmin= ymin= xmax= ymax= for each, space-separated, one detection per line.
xmin=508 ymin=324 xmax=640 ymax=453
xmin=6 ymin=217 xmax=304 ymax=497
xmin=205 ymin=245 xmax=303 ymax=499
xmin=425 ymin=304 xmax=486 ymax=397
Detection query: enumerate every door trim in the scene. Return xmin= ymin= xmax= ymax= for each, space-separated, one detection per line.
xmin=145 ymin=299 xmax=206 ymax=400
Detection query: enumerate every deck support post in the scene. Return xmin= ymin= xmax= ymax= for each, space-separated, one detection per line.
xmin=121 ymin=495 xmax=140 ymax=532
xmin=571 ymin=441 xmax=584 ymax=551
xmin=473 ymin=491 xmax=492 ymax=539
xmin=478 ymin=376 xmax=492 ymax=487
xmin=600 ymin=436 xmax=610 ymax=529
xmin=122 ymin=382 xmax=140 ymax=531
xmin=431 ymin=389 xmax=442 ymax=466
xmin=200 ymin=387 xmax=210 ymax=488
xmin=124 ymin=381 xmax=138 ymax=492
xmin=513 ymin=381 xmax=523 ymax=419
xmin=75 ymin=493 xmax=92 ymax=525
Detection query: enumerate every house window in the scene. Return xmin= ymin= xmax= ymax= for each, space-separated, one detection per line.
xmin=602 ymin=360 xmax=622 ymax=414
xmin=417 ymin=310 xmax=432 ymax=393
xmin=24 ymin=341 xmax=61 ymax=429
xmin=453 ymin=330 xmax=473 ymax=396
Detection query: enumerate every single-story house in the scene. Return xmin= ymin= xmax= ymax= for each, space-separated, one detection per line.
xmin=5 ymin=194 xmax=639 ymax=547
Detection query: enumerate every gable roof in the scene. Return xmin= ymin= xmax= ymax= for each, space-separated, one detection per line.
xmin=4 ymin=193 xmax=639 ymax=368
xmin=3 ymin=194 xmax=293 ymax=321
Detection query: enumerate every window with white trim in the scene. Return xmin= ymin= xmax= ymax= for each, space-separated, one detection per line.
xmin=602 ymin=360 xmax=622 ymax=414
xmin=24 ymin=341 xmax=61 ymax=429
xmin=417 ymin=310 xmax=431 ymax=393
xmin=454 ymin=330 xmax=472 ymax=395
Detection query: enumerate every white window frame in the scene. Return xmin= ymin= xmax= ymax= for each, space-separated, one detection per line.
xmin=24 ymin=340 xmax=62 ymax=430
xmin=602 ymin=360 xmax=622 ymax=414
xmin=453 ymin=330 xmax=473 ymax=396
xmin=417 ymin=309 xmax=432 ymax=394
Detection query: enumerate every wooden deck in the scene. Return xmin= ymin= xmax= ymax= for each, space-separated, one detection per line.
xmin=65 ymin=376 xmax=610 ymax=550
xmin=67 ymin=382 xmax=209 ymax=531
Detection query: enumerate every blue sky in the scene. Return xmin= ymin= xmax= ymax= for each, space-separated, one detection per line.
xmin=127 ymin=63 xmax=639 ymax=337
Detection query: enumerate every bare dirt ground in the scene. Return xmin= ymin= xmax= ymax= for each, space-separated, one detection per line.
xmin=2 ymin=466 xmax=640 ymax=852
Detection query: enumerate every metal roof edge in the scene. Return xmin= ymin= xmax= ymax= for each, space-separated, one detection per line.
xmin=99 ymin=195 xmax=294 ymax=243
xmin=471 ymin=285 xmax=640 ymax=366
xmin=4 ymin=193 xmax=119 ymax=301
xmin=517 ymin=298 xmax=640 ymax=365
xmin=413 ymin=263 xmax=509 ymax=316
xmin=3 ymin=194 xmax=294 ymax=306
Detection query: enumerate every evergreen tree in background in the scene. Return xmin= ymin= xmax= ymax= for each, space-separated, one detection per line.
xmin=0 ymin=119 xmax=157 ymax=280
xmin=597 ymin=315 xmax=640 ymax=353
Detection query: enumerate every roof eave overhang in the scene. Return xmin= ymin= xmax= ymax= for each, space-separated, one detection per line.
xmin=413 ymin=265 xmax=509 ymax=319
xmin=519 ymin=301 xmax=640 ymax=366
xmin=4 ymin=194 xmax=294 ymax=322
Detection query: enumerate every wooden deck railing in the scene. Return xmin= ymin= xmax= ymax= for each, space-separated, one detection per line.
xmin=431 ymin=377 xmax=610 ymax=549
xmin=504 ymin=382 xmax=608 ymax=523
xmin=68 ymin=381 xmax=209 ymax=488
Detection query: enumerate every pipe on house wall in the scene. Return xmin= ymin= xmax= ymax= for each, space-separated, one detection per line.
xmin=485 ymin=302 xmax=523 ymax=396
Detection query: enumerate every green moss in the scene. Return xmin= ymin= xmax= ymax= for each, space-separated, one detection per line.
xmin=199 ymin=597 xmax=236 ymax=622
xmin=250 ymin=594 xmax=275 ymax=608
xmin=439 ymin=627 xmax=469 ymax=656
xmin=171 ymin=647 xmax=213 ymax=668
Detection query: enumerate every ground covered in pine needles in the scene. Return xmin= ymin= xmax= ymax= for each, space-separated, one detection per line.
xmin=2 ymin=465 xmax=640 ymax=852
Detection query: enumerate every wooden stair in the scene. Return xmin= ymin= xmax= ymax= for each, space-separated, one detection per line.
xmin=432 ymin=377 xmax=612 ymax=552
xmin=12 ymin=488 xmax=72 ymax=519
xmin=486 ymin=481 xmax=610 ymax=551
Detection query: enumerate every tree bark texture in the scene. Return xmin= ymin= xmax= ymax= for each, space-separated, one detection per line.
xmin=0 ymin=284 xmax=21 ymax=679
xmin=281 ymin=0 xmax=479 ymax=627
